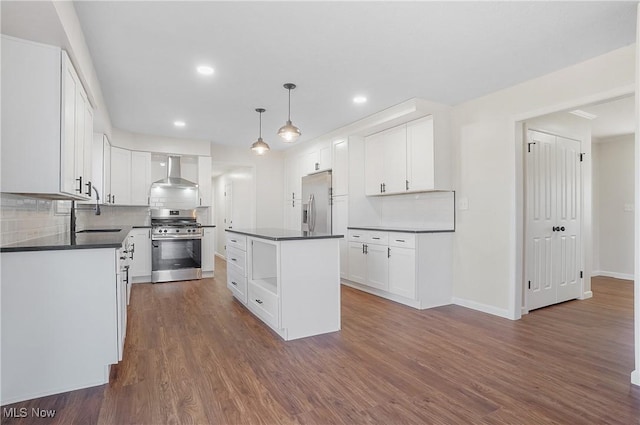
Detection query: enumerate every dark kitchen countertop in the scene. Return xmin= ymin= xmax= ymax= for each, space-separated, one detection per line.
xmin=0 ymin=226 xmax=132 ymax=252
xmin=348 ymin=226 xmax=455 ymax=233
xmin=226 ymin=228 xmax=342 ymax=241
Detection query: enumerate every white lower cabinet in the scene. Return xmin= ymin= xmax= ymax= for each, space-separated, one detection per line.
xmin=128 ymin=228 xmax=152 ymax=283
xmin=202 ymin=227 xmax=215 ymax=277
xmin=225 ymin=231 xmax=341 ymax=341
xmin=346 ymin=229 xmax=452 ymax=309
xmin=388 ymin=246 xmax=416 ymax=299
xmin=226 ymin=233 xmax=247 ymax=303
xmin=1 ymin=247 xmax=128 ymax=405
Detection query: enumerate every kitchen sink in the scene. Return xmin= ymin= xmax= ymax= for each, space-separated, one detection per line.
xmin=76 ymin=229 xmax=122 ymax=233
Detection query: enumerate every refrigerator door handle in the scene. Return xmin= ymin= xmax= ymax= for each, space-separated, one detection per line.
xmin=308 ymin=194 xmax=315 ymax=232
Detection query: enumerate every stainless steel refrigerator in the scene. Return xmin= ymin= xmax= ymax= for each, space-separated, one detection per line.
xmin=301 ymin=170 xmax=332 ymax=233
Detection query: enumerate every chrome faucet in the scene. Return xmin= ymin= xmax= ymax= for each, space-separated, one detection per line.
xmin=92 ymin=185 xmax=101 ymax=216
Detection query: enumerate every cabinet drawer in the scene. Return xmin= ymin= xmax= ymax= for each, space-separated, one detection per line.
xmin=227 ymin=266 xmax=247 ymax=304
xmin=348 ymin=230 xmax=367 ymax=242
xmin=366 ymin=231 xmax=388 ymax=245
xmin=248 ymin=282 xmax=279 ymax=328
xmin=226 ymin=246 xmax=246 ymax=274
xmin=388 ymin=233 xmax=415 ymax=249
xmin=226 ymin=233 xmax=247 ymax=251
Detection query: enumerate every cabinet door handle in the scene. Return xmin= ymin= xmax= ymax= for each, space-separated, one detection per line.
xmin=406 ymin=180 xmax=409 ymax=191
xmin=112 ymin=195 xmax=115 ymax=204
xmin=255 ymin=299 xmax=263 ymax=304
xmin=231 ymin=281 xmax=238 ymax=286
xmin=380 ymin=183 xmax=383 ymax=193
xmin=364 ymin=244 xmax=368 ymax=254
xmin=382 ymin=183 xmax=386 ymax=193
xmin=76 ymin=176 xmax=83 ymax=193
xmin=85 ymin=181 xmax=92 ymax=196
xmin=200 ymin=198 xmax=202 ymax=206
xmin=230 ymin=258 xmax=237 ymax=262
xmin=353 ymin=235 xmax=360 ymax=238
xmin=230 ymin=239 xmax=237 ymax=243
xmin=388 ymin=247 xmax=391 ymax=258
xmin=372 ymin=237 xmax=380 ymax=240
xmin=129 ymin=243 xmax=135 ymax=260
xmin=315 ymin=162 xmax=319 ymax=171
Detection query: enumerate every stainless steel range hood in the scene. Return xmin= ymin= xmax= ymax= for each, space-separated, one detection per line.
xmin=149 ymin=156 xmax=200 ymax=209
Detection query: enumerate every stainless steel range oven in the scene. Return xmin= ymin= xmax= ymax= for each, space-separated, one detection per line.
xmin=151 ymin=209 xmax=203 ymax=283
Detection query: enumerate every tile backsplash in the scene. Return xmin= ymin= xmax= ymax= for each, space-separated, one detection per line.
xmin=0 ymin=194 xmax=70 ymax=246
xmin=1 ymin=193 xmax=213 ymax=247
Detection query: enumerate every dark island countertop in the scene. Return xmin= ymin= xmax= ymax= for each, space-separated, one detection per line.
xmin=348 ymin=226 xmax=455 ymax=233
xmin=1 ymin=226 xmax=132 ymax=253
xmin=226 ymin=228 xmax=343 ymax=241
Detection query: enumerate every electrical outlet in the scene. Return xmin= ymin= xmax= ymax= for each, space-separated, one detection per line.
xmin=624 ymin=204 xmax=634 ymax=212
xmin=459 ymin=197 xmax=469 ymax=210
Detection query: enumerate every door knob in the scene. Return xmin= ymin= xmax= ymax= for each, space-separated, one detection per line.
xmin=560 ymin=226 xmax=565 ymax=232
xmin=552 ymin=226 xmax=559 ymax=232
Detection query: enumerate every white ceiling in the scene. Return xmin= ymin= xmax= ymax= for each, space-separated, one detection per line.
xmin=66 ymin=2 xmax=636 ymax=151
xmin=578 ymin=95 xmax=636 ymax=140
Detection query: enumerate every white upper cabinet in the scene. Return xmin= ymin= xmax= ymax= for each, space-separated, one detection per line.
xmin=406 ymin=117 xmax=435 ymax=192
xmin=284 ymin=155 xmax=303 ymax=201
xmin=301 ymin=143 xmax=332 ymax=175
xmin=332 ymin=139 xmax=348 ymax=196
xmin=1 ymin=36 xmax=93 ymax=200
xmin=130 ymin=151 xmax=151 ymax=206
xmin=103 ymin=136 xmax=112 ymax=204
xmin=110 ymin=147 xmax=132 ymax=205
xmin=364 ymin=115 xmax=446 ymax=195
xmin=198 ymin=156 xmax=212 ymax=207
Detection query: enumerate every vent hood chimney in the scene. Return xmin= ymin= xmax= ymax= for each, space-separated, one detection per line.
xmin=149 ymin=156 xmax=200 ymax=209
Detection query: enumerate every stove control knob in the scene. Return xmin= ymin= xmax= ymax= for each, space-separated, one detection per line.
xmin=176 ymin=229 xmax=180 ymax=232
xmin=163 ymin=229 xmax=167 ymax=233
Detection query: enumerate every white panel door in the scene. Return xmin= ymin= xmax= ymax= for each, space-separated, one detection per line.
xmin=526 ymin=129 xmax=582 ymax=311
xmin=224 ymin=183 xmax=233 ymax=229
xmin=555 ymin=136 xmax=582 ymax=303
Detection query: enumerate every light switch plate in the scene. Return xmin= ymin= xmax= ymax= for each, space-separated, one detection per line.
xmin=459 ymin=197 xmax=469 ymax=210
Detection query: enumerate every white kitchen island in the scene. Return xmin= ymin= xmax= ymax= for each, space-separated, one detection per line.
xmin=225 ymin=228 xmax=342 ymax=341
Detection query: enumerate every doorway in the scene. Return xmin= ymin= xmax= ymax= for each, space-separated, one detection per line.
xmin=519 ymin=94 xmax=636 ymax=313
xmin=212 ymin=165 xmax=256 ymax=258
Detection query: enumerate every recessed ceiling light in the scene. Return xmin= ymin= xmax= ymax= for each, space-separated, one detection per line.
xmin=174 ymin=120 xmax=186 ymax=127
xmin=197 ymin=65 xmax=214 ymax=76
xmin=353 ymin=96 xmax=367 ymax=104
xmin=569 ymin=109 xmax=597 ymax=120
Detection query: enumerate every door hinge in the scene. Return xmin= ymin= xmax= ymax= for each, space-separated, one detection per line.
xmin=528 ymin=280 xmax=531 ymax=290
xmin=579 ymin=153 xmax=585 ymax=162
xmin=527 ymin=142 xmax=536 ymax=153
xmin=580 ymin=271 xmax=583 ymax=279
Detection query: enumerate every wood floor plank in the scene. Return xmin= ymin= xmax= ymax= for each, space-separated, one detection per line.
xmin=3 ymin=259 xmax=639 ymax=424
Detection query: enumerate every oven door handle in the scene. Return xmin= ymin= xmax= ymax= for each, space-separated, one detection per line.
xmin=152 ymin=235 xmax=203 ymax=240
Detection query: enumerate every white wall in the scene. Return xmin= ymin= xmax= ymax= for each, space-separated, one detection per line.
xmin=210 ymin=144 xmax=284 ymax=230
xmin=451 ymin=44 xmax=635 ymax=318
xmin=593 ymin=135 xmax=635 ymax=279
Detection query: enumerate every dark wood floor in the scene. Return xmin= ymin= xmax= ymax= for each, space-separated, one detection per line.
xmin=4 ymin=258 xmax=640 ymax=424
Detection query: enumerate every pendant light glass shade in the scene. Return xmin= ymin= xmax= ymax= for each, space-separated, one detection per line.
xmin=250 ymin=108 xmax=270 ymax=155
xmin=278 ymin=83 xmax=301 ymax=142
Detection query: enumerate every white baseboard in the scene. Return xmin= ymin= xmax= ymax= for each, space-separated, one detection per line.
xmin=451 ymin=297 xmax=512 ymax=320
xmin=341 ymin=280 xmax=421 ymax=309
xmin=579 ymin=290 xmax=593 ymax=300
xmin=592 ymin=270 xmax=634 ymax=281
xmin=632 ymin=370 xmax=640 ymax=387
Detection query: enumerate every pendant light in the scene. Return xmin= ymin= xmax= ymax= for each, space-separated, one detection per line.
xmin=250 ymin=108 xmax=270 ymax=155
xmin=277 ymin=83 xmax=301 ymax=142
